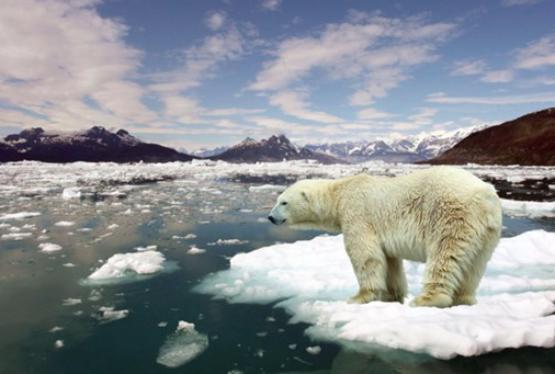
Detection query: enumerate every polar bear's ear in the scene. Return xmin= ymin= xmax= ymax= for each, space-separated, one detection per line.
xmin=301 ymin=191 xmax=310 ymax=202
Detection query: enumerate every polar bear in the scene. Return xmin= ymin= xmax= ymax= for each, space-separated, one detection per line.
xmin=268 ymin=167 xmax=502 ymax=308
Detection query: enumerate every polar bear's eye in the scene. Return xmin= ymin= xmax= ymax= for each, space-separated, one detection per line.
xmin=281 ymin=201 xmax=288 ymax=206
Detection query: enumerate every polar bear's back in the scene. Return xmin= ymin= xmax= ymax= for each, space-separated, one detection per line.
xmin=338 ymin=166 xmax=502 ymax=262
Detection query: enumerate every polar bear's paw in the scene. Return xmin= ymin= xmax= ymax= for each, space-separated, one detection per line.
xmin=410 ymin=293 xmax=453 ymax=308
xmin=347 ymin=289 xmax=384 ymax=304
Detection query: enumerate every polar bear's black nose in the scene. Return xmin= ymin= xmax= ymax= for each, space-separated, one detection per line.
xmin=268 ymin=215 xmax=276 ymax=224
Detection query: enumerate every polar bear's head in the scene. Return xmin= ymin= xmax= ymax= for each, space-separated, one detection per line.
xmin=268 ymin=181 xmax=312 ymax=226
xmin=268 ymin=179 xmax=337 ymax=231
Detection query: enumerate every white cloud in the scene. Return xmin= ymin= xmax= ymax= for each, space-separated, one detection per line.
xmin=427 ymin=92 xmax=555 ymax=105
xmin=249 ymin=14 xmax=455 ymax=108
xmin=501 ymin=0 xmax=542 ymax=6
xmin=451 ymin=59 xmax=487 ymax=76
xmin=514 ymin=34 xmax=555 ymax=70
xmin=0 ymin=0 xmax=153 ymax=130
xmin=261 ymin=0 xmax=282 ymax=11
xmin=205 ymin=11 xmax=227 ymax=31
xmin=149 ymin=26 xmax=245 ymax=94
xmin=357 ymin=107 xmax=393 ymax=120
xmin=269 ymin=90 xmax=343 ymax=123
xmin=480 ymin=69 xmax=514 ymax=83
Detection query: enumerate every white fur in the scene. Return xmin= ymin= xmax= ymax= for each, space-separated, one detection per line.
xmin=269 ymin=166 xmax=502 ymax=307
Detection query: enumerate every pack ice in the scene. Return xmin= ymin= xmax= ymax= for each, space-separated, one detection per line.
xmin=196 ymin=230 xmax=555 ymax=359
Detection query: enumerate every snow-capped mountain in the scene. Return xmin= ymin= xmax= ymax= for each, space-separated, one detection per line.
xmin=305 ymin=124 xmax=488 ymax=163
xmin=0 ymin=126 xmax=195 ymax=163
xmin=188 ymin=146 xmax=229 ymax=158
xmin=211 ymin=134 xmax=343 ymax=164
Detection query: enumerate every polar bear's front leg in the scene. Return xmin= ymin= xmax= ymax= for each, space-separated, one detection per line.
xmin=343 ymin=231 xmax=387 ymax=304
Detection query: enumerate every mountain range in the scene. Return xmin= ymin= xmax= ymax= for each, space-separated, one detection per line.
xmin=0 ymin=126 xmax=194 ymax=163
xmin=427 ymin=107 xmax=555 ymax=165
xmin=1 ymin=107 xmax=553 ymax=165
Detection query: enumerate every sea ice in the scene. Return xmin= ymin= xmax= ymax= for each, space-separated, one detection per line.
xmin=187 ymin=246 xmax=206 ymax=255
xmin=54 ymin=340 xmax=64 ymax=349
xmin=501 ymin=198 xmax=555 ymax=218
xmin=62 ymin=298 xmax=82 ymax=306
xmin=39 ymin=243 xmax=62 ymax=253
xmin=208 ymin=239 xmax=248 ymax=246
xmin=196 ymin=230 xmax=555 ymax=359
xmin=96 ymin=306 xmax=129 ymax=322
xmin=62 ymin=187 xmax=81 ymax=199
xmin=1 ymin=232 xmax=32 ymax=240
xmin=0 ymin=211 xmax=40 ymax=220
xmin=306 ymin=346 xmax=321 ymax=355
xmin=156 ymin=321 xmax=209 ymax=368
xmin=54 ymin=221 xmax=75 ymax=227
xmin=84 ymin=250 xmax=175 ymax=285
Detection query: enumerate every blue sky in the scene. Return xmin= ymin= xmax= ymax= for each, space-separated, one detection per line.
xmin=0 ymin=0 xmax=554 ymax=150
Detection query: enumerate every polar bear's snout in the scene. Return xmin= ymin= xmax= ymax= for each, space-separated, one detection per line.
xmin=268 ymin=204 xmax=287 ymax=225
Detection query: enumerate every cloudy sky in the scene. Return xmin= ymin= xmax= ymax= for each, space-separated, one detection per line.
xmin=0 ymin=0 xmax=554 ymax=150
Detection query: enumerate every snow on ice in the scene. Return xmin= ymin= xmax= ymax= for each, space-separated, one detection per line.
xmin=196 ymin=230 xmax=555 ymax=359
xmin=0 ymin=211 xmax=41 ymax=220
xmin=156 ymin=321 xmax=209 ymax=368
xmin=96 ymin=306 xmax=129 ymax=322
xmin=39 ymin=242 xmax=62 ymax=253
xmin=84 ymin=250 xmax=176 ymax=285
xmin=501 ymin=199 xmax=555 ymax=218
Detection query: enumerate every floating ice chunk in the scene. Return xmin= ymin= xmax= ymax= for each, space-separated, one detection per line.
xmin=63 ymin=263 xmax=76 ymax=268
xmin=55 ymin=221 xmax=75 ymax=227
xmin=187 ymin=246 xmax=206 ymax=255
xmin=1 ymin=232 xmax=32 ymax=240
xmin=248 ymin=184 xmax=286 ymax=192
xmin=156 ymin=321 xmax=209 ymax=368
xmin=172 ymin=233 xmax=197 ymax=240
xmin=96 ymin=306 xmax=129 ymax=322
xmin=158 ymin=321 xmax=168 ymax=328
xmin=62 ymin=298 xmax=82 ymax=306
xmin=88 ymin=289 xmax=102 ymax=301
xmin=49 ymin=326 xmax=64 ymax=333
xmin=306 ymin=346 xmax=321 ymax=355
xmin=135 ymin=245 xmax=157 ymax=252
xmin=501 ymin=199 xmax=555 ymax=218
xmin=39 ymin=243 xmax=63 ymax=253
xmin=54 ymin=340 xmax=64 ymax=349
xmin=0 ymin=211 xmax=40 ymax=220
xmin=107 ymin=224 xmax=119 ymax=230
xmin=83 ymin=250 xmax=177 ymax=285
xmin=196 ymin=230 xmax=555 ymax=359
xmin=62 ymin=187 xmax=81 ymax=199
xmin=208 ymin=239 xmax=249 ymax=246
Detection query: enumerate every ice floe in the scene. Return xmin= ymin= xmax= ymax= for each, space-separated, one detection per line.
xmin=39 ymin=242 xmax=62 ymax=253
xmin=156 ymin=321 xmax=209 ymax=368
xmin=54 ymin=340 xmax=64 ymax=349
xmin=62 ymin=298 xmax=82 ymax=306
xmin=187 ymin=246 xmax=206 ymax=255
xmin=196 ymin=230 xmax=555 ymax=359
xmin=54 ymin=221 xmax=75 ymax=227
xmin=207 ymin=239 xmax=248 ymax=246
xmin=0 ymin=211 xmax=40 ymax=220
xmin=95 ymin=306 xmax=129 ymax=322
xmin=1 ymin=232 xmax=32 ymax=240
xmin=62 ymin=187 xmax=81 ymax=199
xmin=83 ymin=250 xmax=177 ymax=285
xmin=501 ymin=199 xmax=555 ymax=218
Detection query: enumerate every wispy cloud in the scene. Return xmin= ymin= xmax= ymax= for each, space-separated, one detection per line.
xmin=269 ymin=90 xmax=343 ymax=123
xmin=261 ymin=0 xmax=282 ymax=11
xmin=427 ymin=92 xmax=555 ymax=105
xmin=501 ymin=0 xmax=542 ymax=6
xmin=249 ymin=14 xmax=456 ymax=108
xmin=514 ymin=34 xmax=555 ymax=69
xmin=205 ymin=10 xmax=227 ymax=31
xmin=451 ymin=59 xmax=487 ymax=76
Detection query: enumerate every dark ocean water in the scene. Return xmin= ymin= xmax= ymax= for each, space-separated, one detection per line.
xmin=0 ymin=176 xmax=554 ymax=374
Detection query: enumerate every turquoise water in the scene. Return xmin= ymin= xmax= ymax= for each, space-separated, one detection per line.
xmin=0 ymin=176 xmax=554 ymax=374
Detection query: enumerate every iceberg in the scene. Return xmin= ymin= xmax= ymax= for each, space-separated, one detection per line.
xmin=196 ymin=230 xmax=555 ymax=359
xmin=83 ymin=250 xmax=177 ymax=285
xmin=156 ymin=321 xmax=209 ymax=368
